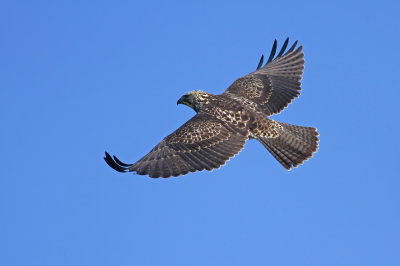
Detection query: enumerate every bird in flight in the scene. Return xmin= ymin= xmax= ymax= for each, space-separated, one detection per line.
xmin=105 ymin=38 xmax=319 ymax=178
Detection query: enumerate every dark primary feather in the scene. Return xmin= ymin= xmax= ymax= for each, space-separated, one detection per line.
xmin=286 ymin=40 xmax=298 ymax=53
xmin=256 ymin=54 xmax=264 ymax=70
xmin=104 ymin=152 xmax=130 ymax=172
xmin=113 ymin=155 xmax=131 ymax=167
xmin=276 ymin=38 xmax=289 ymax=58
xmin=223 ymin=38 xmax=304 ymax=116
xmin=267 ymin=39 xmax=277 ymax=63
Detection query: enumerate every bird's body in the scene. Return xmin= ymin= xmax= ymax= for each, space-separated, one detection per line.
xmin=105 ymin=38 xmax=319 ymax=178
xmin=178 ymin=91 xmax=282 ymax=139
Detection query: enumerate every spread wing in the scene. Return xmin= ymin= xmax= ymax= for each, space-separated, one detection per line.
xmin=223 ymin=38 xmax=304 ymax=116
xmin=104 ymin=113 xmax=249 ymax=178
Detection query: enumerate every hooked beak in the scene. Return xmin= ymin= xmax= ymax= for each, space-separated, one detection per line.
xmin=177 ymin=97 xmax=183 ymax=105
xmin=177 ymin=94 xmax=194 ymax=108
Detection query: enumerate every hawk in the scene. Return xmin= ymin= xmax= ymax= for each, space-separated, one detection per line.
xmin=105 ymin=38 xmax=319 ymax=178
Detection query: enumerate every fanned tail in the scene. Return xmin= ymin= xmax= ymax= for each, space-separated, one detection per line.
xmin=256 ymin=122 xmax=319 ymax=170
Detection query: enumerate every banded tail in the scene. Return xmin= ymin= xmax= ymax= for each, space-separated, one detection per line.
xmin=256 ymin=121 xmax=319 ymax=170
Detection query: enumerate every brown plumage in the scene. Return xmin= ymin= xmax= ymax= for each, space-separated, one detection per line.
xmin=105 ymin=38 xmax=319 ymax=178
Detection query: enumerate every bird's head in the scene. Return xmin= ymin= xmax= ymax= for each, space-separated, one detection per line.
xmin=177 ymin=90 xmax=211 ymax=112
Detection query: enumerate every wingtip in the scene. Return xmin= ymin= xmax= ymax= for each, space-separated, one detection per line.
xmin=262 ymin=38 xmax=300 ymax=66
xmin=104 ymin=151 xmax=131 ymax=173
xmin=104 ymin=151 xmax=112 ymax=161
xmin=276 ymin=38 xmax=289 ymax=58
xmin=286 ymin=40 xmax=298 ymax=54
xmin=267 ymin=39 xmax=278 ymax=63
xmin=113 ymin=155 xmax=132 ymax=167
xmin=256 ymin=54 xmax=264 ymax=70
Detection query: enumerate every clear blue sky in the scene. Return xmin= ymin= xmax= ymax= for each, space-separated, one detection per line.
xmin=1 ymin=0 xmax=399 ymax=265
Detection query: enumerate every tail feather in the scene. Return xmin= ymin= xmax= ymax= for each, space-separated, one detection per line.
xmin=257 ymin=122 xmax=319 ymax=170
